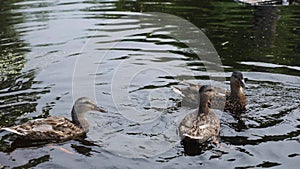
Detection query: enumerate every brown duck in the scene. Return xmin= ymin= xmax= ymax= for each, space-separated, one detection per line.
xmin=179 ymin=85 xmax=220 ymax=144
xmin=1 ymin=97 xmax=106 ymax=141
xmin=173 ymin=71 xmax=246 ymax=113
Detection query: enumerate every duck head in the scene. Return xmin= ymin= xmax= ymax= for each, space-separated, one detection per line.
xmin=198 ymin=85 xmax=218 ymax=116
xmin=71 ymin=97 xmax=107 ymax=133
xmin=230 ymin=71 xmax=245 ymax=94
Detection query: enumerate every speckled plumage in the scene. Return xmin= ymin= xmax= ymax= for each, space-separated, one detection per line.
xmin=179 ymin=85 xmax=220 ymax=144
xmin=1 ymin=97 xmax=106 ymax=141
xmin=179 ymin=109 xmax=220 ymax=143
xmin=2 ymin=116 xmax=85 ymax=140
xmin=174 ymin=71 xmax=246 ymax=113
xmin=225 ymin=91 xmax=246 ymax=113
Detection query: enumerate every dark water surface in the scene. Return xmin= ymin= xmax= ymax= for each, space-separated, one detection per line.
xmin=0 ymin=0 xmax=300 ymax=168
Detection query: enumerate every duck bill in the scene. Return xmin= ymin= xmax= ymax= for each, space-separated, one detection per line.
xmin=240 ymin=79 xmax=246 ymax=89
xmin=94 ymin=105 xmax=107 ymax=113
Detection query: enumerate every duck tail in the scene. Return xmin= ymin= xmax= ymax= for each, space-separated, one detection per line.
xmin=183 ymin=134 xmax=203 ymax=140
xmin=171 ymin=86 xmax=185 ymax=96
xmin=1 ymin=127 xmax=25 ymax=136
xmin=181 ymin=80 xmax=198 ymax=87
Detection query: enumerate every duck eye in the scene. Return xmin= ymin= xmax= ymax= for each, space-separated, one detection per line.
xmin=84 ymin=100 xmax=93 ymax=105
xmin=205 ymin=89 xmax=214 ymax=92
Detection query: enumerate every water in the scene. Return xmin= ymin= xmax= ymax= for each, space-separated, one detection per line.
xmin=0 ymin=0 xmax=300 ymax=168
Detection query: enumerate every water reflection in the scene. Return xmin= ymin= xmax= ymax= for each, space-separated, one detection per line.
xmin=0 ymin=1 xmax=52 ymax=167
xmin=0 ymin=0 xmax=300 ymax=168
xmin=13 ymin=155 xmax=51 ymax=168
xmin=181 ymin=138 xmax=217 ymax=156
xmin=0 ymin=0 xmax=50 ymax=128
xmin=253 ymin=6 xmax=279 ymax=48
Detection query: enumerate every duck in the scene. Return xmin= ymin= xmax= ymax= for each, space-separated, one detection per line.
xmin=0 ymin=97 xmax=107 ymax=141
xmin=173 ymin=71 xmax=246 ymax=113
xmin=179 ymin=85 xmax=220 ymax=144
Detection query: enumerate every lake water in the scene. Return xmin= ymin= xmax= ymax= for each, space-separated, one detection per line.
xmin=0 ymin=0 xmax=299 ymax=168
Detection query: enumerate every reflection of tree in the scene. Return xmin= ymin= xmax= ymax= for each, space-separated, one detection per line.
xmin=0 ymin=0 xmax=29 ymax=77
xmin=206 ymin=2 xmax=300 ymax=72
xmin=253 ymin=6 xmax=279 ymax=48
xmin=250 ymin=5 xmax=300 ymax=74
xmin=0 ymin=1 xmax=50 ymax=134
xmin=113 ymin=0 xmax=299 ymax=74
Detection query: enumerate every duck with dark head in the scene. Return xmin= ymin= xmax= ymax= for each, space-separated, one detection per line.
xmin=226 ymin=71 xmax=246 ymax=113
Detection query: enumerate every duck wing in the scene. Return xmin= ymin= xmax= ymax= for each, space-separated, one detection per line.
xmin=1 ymin=116 xmax=85 ymax=141
xmin=179 ymin=110 xmax=220 ymax=143
xmin=225 ymin=94 xmax=247 ymax=113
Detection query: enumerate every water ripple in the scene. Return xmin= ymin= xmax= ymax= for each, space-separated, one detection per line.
xmin=0 ymin=0 xmax=299 ymax=168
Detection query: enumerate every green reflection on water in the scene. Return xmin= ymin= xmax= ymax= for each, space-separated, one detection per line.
xmin=112 ymin=0 xmax=300 ymax=75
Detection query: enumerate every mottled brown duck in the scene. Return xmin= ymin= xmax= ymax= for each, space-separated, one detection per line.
xmin=179 ymin=85 xmax=220 ymax=144
xmin=1 ymin=97 xmax=106 ymax=141
xmin=173 ymin=71 xmax=246 ymax=113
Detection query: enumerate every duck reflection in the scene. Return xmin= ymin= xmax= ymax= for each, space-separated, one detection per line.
xmin=71 ymin=139 xmax=103 ymax=157
xmin=181 ymin=137 xmax=214 ymax=156
xmin=0 ymin=133 xmax=102 ymax=157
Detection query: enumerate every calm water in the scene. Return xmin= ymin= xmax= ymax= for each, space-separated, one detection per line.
xmin=0 ymin=0 xmax=300 ymax=168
